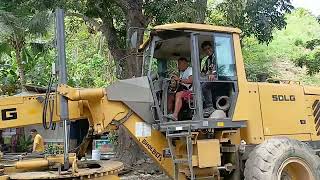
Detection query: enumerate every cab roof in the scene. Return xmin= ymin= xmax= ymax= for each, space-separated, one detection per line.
xmin=153 ymin=23 xmax=242 ymax=34
xmin=139 ymin=23 xmax=241 ymax=51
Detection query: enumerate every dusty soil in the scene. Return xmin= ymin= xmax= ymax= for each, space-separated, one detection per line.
xmin=118 ymin=158 xmax=169 ymax=180
xmin=120 ymin=174 xmax=169 ymax=180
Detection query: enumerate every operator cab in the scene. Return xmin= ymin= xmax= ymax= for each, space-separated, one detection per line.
xmin=141 ymin=23 xmax=240 ymax=126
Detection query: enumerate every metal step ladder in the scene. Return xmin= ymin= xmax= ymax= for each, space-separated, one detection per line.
xmin=166 ymin=126 xmax=195 ymax=180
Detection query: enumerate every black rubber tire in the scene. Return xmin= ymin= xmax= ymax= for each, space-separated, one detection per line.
xmin=244 ymin=137 xmax=320 ymax=180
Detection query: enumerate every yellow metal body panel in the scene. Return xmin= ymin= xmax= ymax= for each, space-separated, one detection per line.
xmin=238 ymin=83 xmax=264 ymax=144
xmin=231 ymin=33 xmax=265 ymax=144
xmin=305 ymin=95 xmax=320 ymax=141
xmin=121 ymin=112 xmax=174 ymax=178
xmin=197 ymin=139 xmax=221 ymax=168
xmin=46 ymin=153 xmax=76 ymax=165
xmin=0 ymin=95 xmax=82 ymax=129
xmin=4 ymin=160 xmax=123 ymax=179
xmin=14 ymin=154 xmax=76 ymax=169
xmin=258 ymin=83 xmax=311 ymax=136
xmin=91 ymin=98 xmax=175 ymax=178
xmin=192 ymin=155 xmax=199 ymax=167
xmin=265 ymin=134 xmax=312 ymax=141
xmin=232 ymin=34 xmax=250 ymax=122
xmin=228 ymin=33 xmax=320 ymax=144
xmin=15 ymin=159 xmax=49 ymax=169
xmin=0 ymin=176 xmax=8 ymax=180
xmin=304 ymin=86 xmax=320 ymax=95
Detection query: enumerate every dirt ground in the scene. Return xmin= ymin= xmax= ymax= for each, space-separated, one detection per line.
xmin=120 ymin=174 xmax=169 ymax=180
xmin=118 ymin=157 xmax=169 ymax=180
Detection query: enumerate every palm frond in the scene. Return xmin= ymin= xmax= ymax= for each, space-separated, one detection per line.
xmin=30 ymin=41 xmax=47 ymax=53
xmin=0 ymin=22 xmax=11 ymax=40
xmin=0 ymin=42 xmax=12 ymax=56
xmin=0 ymin=10 xmax=26 ymax=37
xmin=28 ymin=11 xmax=53 ymax=36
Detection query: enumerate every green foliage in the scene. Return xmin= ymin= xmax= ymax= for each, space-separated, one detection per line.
xmin=242 ymin=37 xmax=274 ymax=81
xmin=209 ymin=0 xmax=293 ymax=44
xmin=0 ymin=12 xmax=116 ymax=95
xmin=0 ymin=1 xmax=53 ymax=92
xmin=0 ymin=42 xmax=11 ymax=56
xmin=45 ymin=143 xmax=64 ymax=155
xmin=65 ymin=18 xmax=117 ymax=87
xmin=305 ymin=39 xmax=320 ymax=50
xmin=0 ymin=0 xmax=318 ymax=94
xmin=145 ymin=0 xmax=200 ymax=25
xmin=108 ymin=131 xmax=118 ymax=146
xmin=242 ymin=8 xmax=320 ymax=83
xmin=268 ymin=9 xmax=320 ymax=59
xmin=294 ymin=39 xmax=304 ymax=46
xmin=0 ymin=55 xmax=19 ymax=95
xmin=294 ymin=39 xmax=320 ymax=75
xmin=294 ymin=47 xmax=320 ymax=75
xmin=16 ymin=134 xmax=32 ymax=153
xmin=289 ymin=9 xmax=320 ymax=77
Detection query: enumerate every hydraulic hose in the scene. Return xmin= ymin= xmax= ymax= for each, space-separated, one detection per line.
xmin=42 ymin=73 xmax=54 ymax=129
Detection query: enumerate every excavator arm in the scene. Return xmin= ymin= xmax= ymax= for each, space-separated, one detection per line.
xmin=0 ymin=83 xmax=176 ymax=179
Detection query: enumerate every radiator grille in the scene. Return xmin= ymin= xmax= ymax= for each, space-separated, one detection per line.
xmin=312 ymin=100 xmax=320 ymax=135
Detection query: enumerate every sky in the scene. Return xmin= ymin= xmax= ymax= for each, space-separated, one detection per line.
xmin=292 ymin=0 xmax=320 ymax=16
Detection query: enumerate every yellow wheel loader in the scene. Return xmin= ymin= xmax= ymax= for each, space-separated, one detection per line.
xmin=1 ymin=9 xmax=320 ymax=180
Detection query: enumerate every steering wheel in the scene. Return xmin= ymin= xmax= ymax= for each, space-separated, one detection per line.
xmin=168 ymin=76 xmax=180 ymax=94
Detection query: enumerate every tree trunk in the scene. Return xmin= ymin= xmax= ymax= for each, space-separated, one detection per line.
xmin=110 ymin=0 xmax=148 ymax=165
xmin=124 ymin=5 xmax=146 ymax=78
xmin=10 ymin=36 xmax=26 ymax=92
xmin=115 ymin=126 xmax=144 ymax=166
xmin=196 ymin=0 xmax=208 ymax=23
xmin=15 ymin=48 xmax=26 ymax=90
xmin=81 ymin=0 xmax=149 ymax=166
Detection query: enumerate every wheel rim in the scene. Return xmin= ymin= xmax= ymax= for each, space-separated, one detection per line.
xmin=277 ymin=157 xmax=315 ymax=180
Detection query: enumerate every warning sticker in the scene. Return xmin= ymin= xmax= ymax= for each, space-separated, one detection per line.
xmin=135 ymin=122 xmax=151 ymax=137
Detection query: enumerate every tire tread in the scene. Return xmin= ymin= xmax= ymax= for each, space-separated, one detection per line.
xmin=244 ymin=137 xmax=320 ymax=180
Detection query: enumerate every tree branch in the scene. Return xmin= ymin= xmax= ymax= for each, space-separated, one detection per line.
xmin=110 ymin=0 xmax=129 ymax=12
xmin=67 ymin=11 xmax=124 ymax=61
xmin=66 ymin=12 xmax=102 ymax=30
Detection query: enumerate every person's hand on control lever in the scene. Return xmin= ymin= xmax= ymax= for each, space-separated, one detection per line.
xmin=208 ymin=70 xmax=217 ymax=81
xmin=171 ymin=74 xmax=180 ymax=81
xmin=208 ymin=74 xmax=216 ymax=81
xmin=207 ymin=64 xmax=217 ymax=81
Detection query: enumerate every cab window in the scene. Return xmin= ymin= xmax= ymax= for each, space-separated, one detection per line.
xmin=214 ymin=34 xmax=236 ymax=80
xmin=198 ymin=33 xmax=236 ymax=81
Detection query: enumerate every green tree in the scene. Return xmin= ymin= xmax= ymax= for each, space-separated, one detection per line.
xmin=0 ymin=2 xmax=51 ymax=91
xmin=0 ymin=54 xmax=19 ymax=95
xmin=19 ymin=0 xmax=293 ymax=80
xmin=295 ymin=40 xmax=320 ymax=75
xmin=240 ymin=8 xmax=320 ymax=83
xmin=64 ymin=17 xmax=117 ymax=88
xmin=209 ymin=0 xmax=293 ymax=43
xmin=242 ymin=37 xmax=275 ymax=81
xmin=25 ymin=0 xmax=208 ymax=79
